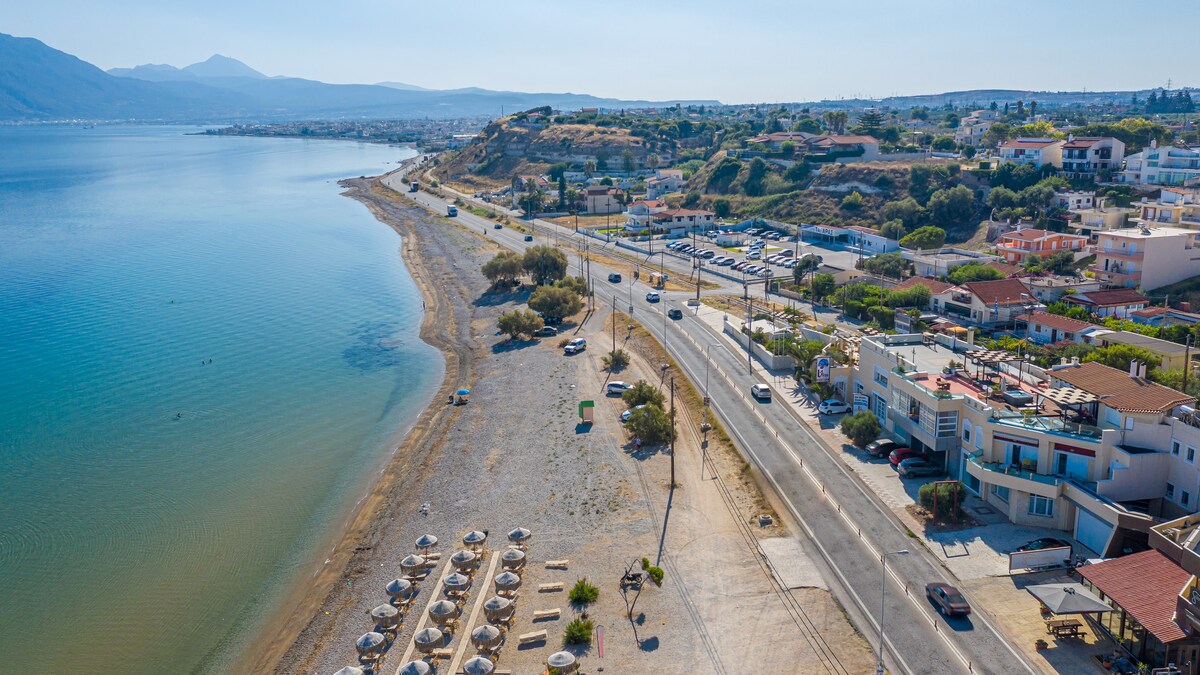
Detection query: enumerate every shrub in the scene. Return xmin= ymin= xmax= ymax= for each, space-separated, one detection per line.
xmin=497 ymin=309 xmax=543 ymax=340
xmin=563 ymin=616 xmax=595 ymax=645
xmin=602 ymin=349 xmax=630 ymax=372
xmin=481 ymin=251 xmax=524 ymax=287
xmin=622 ymin=380 xmax=665 ymax=408
xmin=641 ymin=557 xmax=665 ymax=586
xmin=625 ymin=403 xmax=673 ymax=445
xmin=918 ymin=481 xmax=965 ymax=520
xmin=840 ymin=412 xmax=882 ymax=447
xmin=529 ymin=285 xmax=582 ymax=321
xmin=569 ymin=578 xmax=600 ymax=605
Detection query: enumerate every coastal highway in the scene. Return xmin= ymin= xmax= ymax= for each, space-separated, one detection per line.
xmin=390 ymin=174 xmax=1034 ymax=675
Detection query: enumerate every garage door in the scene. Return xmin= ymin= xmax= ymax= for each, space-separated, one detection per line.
xmin=1075 ymin=508 xmax=1114 ymax=555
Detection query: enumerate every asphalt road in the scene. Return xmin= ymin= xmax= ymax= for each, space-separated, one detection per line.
xmin=389 ymin=172 xmax=1034 ymax=675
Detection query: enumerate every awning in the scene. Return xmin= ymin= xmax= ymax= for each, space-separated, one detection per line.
xmin=1038 ymin=386 xmax=1099 ymax=406
xmin=1026 ymin=583 xmax=1112 ymax=615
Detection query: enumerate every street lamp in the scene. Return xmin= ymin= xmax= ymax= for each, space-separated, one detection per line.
xmin=877 ymin=549 xmax=910 ymax=675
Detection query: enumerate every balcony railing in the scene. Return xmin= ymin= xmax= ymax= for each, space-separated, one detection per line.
xmin=1098 ymin=248 xmax=1144 ymax=260
xmin=991 ymin=410 xmax=1113 ymax=440
xmin=967 ymin=451 xmax=1063 ymax=486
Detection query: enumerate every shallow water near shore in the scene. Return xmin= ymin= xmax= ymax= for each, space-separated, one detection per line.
xmin=0 ymin=125 xmax=439 ymax=673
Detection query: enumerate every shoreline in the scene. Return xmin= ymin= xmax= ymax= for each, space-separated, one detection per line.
xmin=237 ymin=165 xmax=475 ymax=674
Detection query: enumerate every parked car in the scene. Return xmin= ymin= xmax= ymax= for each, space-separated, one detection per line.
xmin=778 ymin=249 xmax=795 ymax=258
xmin=926 ymin=583 xmax=971 ymax=616
xmin=524 ymin=234 xmax=534 ymax=242
xmin=889 ymin=447 xmax=929 ymax=466
xmin=866 ymin=439 xmax=901 ymax=458
xmin=606 ymin=381 xmax=633 ymax=395
xmin=1015 ymin=538 xmax=1072 ymax=552
xmin=747 ymin=251 xmax=761 ymax=260
xmin=746 ymin=228 xmax=761 ymax=235
xmin=818 ymin=399 xmax=851 ymax=415
xmin=620 ymin=404 xmax=647 ymax=422
xmin=645 ymin=291 xmax=661 ymax=303
xmin=608 ymin=272 xmax=622 ymax=283
xmin=898 ymin=458 xmax=941 ymax=477
xmin=534 ymin=326 xmax=558 ymax=337
xmin=757 ymin=268 xmax=772 ymax=277
xmin=564 ymin=338 xmax=587 ymax=354
xmin=711 ymin=256 xmax=728 ymax=265
xmin=667 ymin=308 xmax=683 ymax=319
xmin=719 ymin=258 xmax=735 ymax=266
xmin=766 ymin=232 xmax=782 ymax=241
xmin=751 ymin=384 xmax=772 ymax=401
xmin=700 ymin=250 xmax=716 ymax=259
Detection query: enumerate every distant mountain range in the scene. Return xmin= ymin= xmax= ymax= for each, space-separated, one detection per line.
xmin=0 ymin=33 xmax=719 ymax=122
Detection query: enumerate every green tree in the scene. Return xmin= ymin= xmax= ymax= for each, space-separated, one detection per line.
xmin=982 ymin=122 xmax=1012 ymax=147
xmin=1149 ymin=369 xmax=1200 ymax=398
xmin=743 ymin=157 xmax=769 ymax=196
xmin=882 ymin=197 xmax=924 ymax=229
xmin=569 ymin=578 xmax=600 ymax=605
xmin=792 ymin=118 xmax=822 ymax=133
xmin=583 ymin=159 xmax=597 ymax=176
xmin=823 ymin=111 xmax=848 ymax=134
xmin=899 ymin=225 xmax=947 ymax=250
xmin=622 ymin=380 xmax=665 ymax=408
xmin=599 ymin=175 xmax=614 ymax=186
xmin=712 ymin=198 xmax=732 ymax=218
xmin=1083 ymin=344 xmax=1161 ymax=373
xmin=522 ymin=245 xmax=569 ymax=285
xmin=481 ymin=251 xmax=525 ymax=287
xmin=784 ymin=159 xmax=812 ymax=183
xmin=840 ymin=411 xmax=882 ymax=447
xmin=918 ymin=481 xmax=965 ymax=520
xmin=860 ymin=252 xmax=911 ymax=278
xmin=931 ymin=136 xmax=957 ymax=152
xmin=986 ymin=186 xmax=1019 ymax=210
xmin=528 ymin=285 xmax=582 ymax=321
xmin=792 ymin=254 xmax=823 ymax=283
xmin=626 ymin=403 xmax=673 ymax=445
xmin=497 ymin=309 xmax=543 ymax=340
xmin=780 ymin=140 xmax=796 ymax=156
xmin=811 ymin=273 xmax=836 ymax=300
xmin=879 ymin=220 xmax=907 ymax=240
xmin=621 ymin=150 xmax=636 ymax=174
xmin=554 ymin=275 xmax=589 ymax=297
xmin=707 ymin=157 xmax=743 ymax=193
xmin=948 ymin=262 xmax=1004 ymax=284
xmin=926 ymin=185 xmax=976 ymax=231
xmin=856 ymin=110 xmax=886 ymax=135
xmin=840 ymin=190 xmax=865 ymax=211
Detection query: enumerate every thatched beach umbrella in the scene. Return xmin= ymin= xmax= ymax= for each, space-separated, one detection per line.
xmin=470 ymin=623 xmax=503 ymax=651
xmin=354 ymin=631 xmax=386 ymax=659
xmin=333 ymin=667 xmax=365 ymax=675
xmin=507 ymin=527 xmax=532 ymax=546
xmin=385 ymin=578 xmax=413 ymax=603
xmin=493 ymin=571 xmax=521 ymax=594
xmin=463 ymin=530 xmax=488 ymax=550
xmin=500 ymin=547 xmax=526 ymax=571
xmin=415 ymin=534 xmax=438 ymax=553
xmin=370 ymin=603 xmax=401 ymax=630
xmin=463 ymin=656 xmax=495 ymax=675
xmin=400 ymin=554 xmax=426 ymax=577
xmin=547 ymin=651 xmax=578 ymax=673
xmin=443 ymin=572 xmax=472 ymax=594
xmin=427 ymin=599 xmax=460 ymax=625
xmin=397 ymin=661 xmax=431 ymax=675
xmin=450 ymin=549 xmax=477 ymax=572
xmin=413 ymin=627 xmax=444 ymax=654
xmin=482 ymin=595 xmax=513 ymax=623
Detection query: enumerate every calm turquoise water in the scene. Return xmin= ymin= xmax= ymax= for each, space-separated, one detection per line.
xmin=0 ymin=126 xmax=440 ymax=673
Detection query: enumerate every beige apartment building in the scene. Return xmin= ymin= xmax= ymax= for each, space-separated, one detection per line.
xmin=1091 ymin=226 xmax=1200 ymax=291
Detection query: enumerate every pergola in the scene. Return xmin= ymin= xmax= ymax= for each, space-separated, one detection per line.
xmin=1037 ymin=386 xmax=1100 ymax=423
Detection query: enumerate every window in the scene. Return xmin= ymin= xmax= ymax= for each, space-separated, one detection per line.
xmin=962 ymin=423 xmax=972 ymax=444
xmin=873 ymin=367 xmax=889 ymax=388
xmin=1189 ymin=447 xmax=1196 ymax=464
xmin=1184 ymin=491 xmax=1191 ymax=507
xmin=991 ymin=484 xmax=1010 ymax=503
xmin=1172 ymin=441 xmax=1181 ymax=456
xmin=1167 ymin=483 xmax=1176 ymax=501
xmin=1029 ymin=495 xmax=1054 ymax=517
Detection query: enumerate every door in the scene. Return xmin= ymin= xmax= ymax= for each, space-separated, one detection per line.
xmin=1075 ymin=508 xmax=1115 ymax=555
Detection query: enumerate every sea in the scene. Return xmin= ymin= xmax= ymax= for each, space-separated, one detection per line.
xmin=0 ymin=125 xmax=441 ymax=673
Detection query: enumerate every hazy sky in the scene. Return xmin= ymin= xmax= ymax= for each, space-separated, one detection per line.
xmin=9 ymin=0 xmax=1198 ymax=103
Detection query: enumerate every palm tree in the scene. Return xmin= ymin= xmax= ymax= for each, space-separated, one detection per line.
xmin=583 ymin=159 xmax=597 ymax=177
xmin=823 ymin=111 xmax=848 ymax=134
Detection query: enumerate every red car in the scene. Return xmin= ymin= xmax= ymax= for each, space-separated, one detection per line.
xmin=926 ymin=582 xmax=971 ymax=616
xmin=889 ymin=447 xmax=928 ymax=467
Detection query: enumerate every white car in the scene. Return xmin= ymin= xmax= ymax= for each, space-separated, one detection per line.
xmin=757 ymin=268 xmax=773 ymax=277
xmin=818 ymin=399 xmax=851 ymax=415
xmin=620 ymin=404 xmax=647 ymax=422
xmin=719 ymin=257 xmax=735 ymax=266
xmin=564 ymin=338 xmax=587 ymax=354
xmin=711 ymin=255 xmax=728 ymax=265
xmin=751 ymin=384 xmax=772 ymax=401
xmin=606 ymin=381 xmax=633 ymax=395
xmin=747 ymin=250 xmax=761 ymax=260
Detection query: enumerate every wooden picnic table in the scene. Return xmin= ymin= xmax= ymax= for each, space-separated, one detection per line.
xmin=1045 ymin=617 xmax=1083 ymax=638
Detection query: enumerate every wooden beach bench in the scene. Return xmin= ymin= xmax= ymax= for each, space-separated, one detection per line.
xmin=518 ymin=629 xmax=547 ymax=645
xmin=544 ymin=559 xmax=569 ymax=569
xmin=538 ymin=582 xmax=564 ymax=592
xmin=532 ymin=608 xmax=560 ymax=620
xmin=432 ymin=648 xmax=454 ymax=659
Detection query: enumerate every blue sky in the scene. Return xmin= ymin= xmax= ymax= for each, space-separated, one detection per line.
xmin=9 ymin=0 xmax=1198 ymax=103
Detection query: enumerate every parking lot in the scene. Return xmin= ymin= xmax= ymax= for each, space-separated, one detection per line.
xmin=663 ymin=228 xmax=865 ymax=284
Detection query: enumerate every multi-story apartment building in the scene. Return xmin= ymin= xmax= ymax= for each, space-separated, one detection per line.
xmin=997 ymin=137 xmax=1064 ymax=168
xmin=852 ymin=334 xmax=1198 ymax=560
xmin=954 ymin=110 xmax=997 ymax=147
xmin=646 ymin=169 xmax=685 ymax=199
xmin=995 ymin=226 xmax=1089 ymax=265
xmin=1091 ymin=226 xmax=1200 ymax=291
xmin=1136 ymin=188 xmax=1200 ymax=228
xmin=1120 ymin=140 xmax=1200 ymax=187
xmin=1067 ymin=199 xmax=1137 ymax=240
xmin=1053 ymin=190 xmax=1096 ymax=210
xmin=1059 ymin=136 xmax=1125 ymax=180
xmin=934 ymin=278 xmax=1040 ymax=328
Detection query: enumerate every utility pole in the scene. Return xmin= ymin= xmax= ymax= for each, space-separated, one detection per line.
xmin=669 ymin=377 xmax=676 ymax=488
xmin=612 ymin=296 xmax=617 ymax=355
xmin=747 ymin=296 xmax=754 ymax=375
xmin=1185 ymin=335 xmax=1194 ymax=394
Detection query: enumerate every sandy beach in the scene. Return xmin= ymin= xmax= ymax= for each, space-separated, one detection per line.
xmin=247 ymin=171 xmax=875 ymax=674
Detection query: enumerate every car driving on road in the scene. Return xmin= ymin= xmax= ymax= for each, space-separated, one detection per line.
xmin=926 ymin=583 xmax=971 ymax=616
xmin=667 ymin=308 xmax=683 ymax=319
xmin=750 ymin=384 xmax=772 ymax=401
xmin=608 ymin=272 xmax=622 ymax=282
xmin=645 ymin=291 xmax=661 ymax=302
xmin=563 ymin=338 xmax=586 ymax=354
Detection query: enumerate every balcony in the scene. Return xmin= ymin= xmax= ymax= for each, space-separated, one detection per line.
xmin=1098 ymin=248 xmax=1144 ymax=261
xmin=965 ymin=451 xmax=1062 ymax=497
xmin=991 ymin=410 xmax=1113 ymax=441
xmin=1089 ymin=265 xmax=1139 ymax=281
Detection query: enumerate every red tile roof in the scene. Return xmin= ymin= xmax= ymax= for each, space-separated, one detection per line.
xmin=1130 ymin=307 xmax=1169 ymax=319
xmin=961 ymin=278 xmax=1034 ymax=305
xmin=1017 ymin=311 xmax=1094 ymax=333
xmin=1065 ymin=289 xmax=1150 ymax=307
xmin=1050 ymin=361 xmax=1196 ymax=413
xmin=894 ymin=276 xmax=956 ymax=294
xmin=1079 ymin=550 xmax=1189 ymax=644
xmin=1001 ymin=228 xmax=1053 ymax=241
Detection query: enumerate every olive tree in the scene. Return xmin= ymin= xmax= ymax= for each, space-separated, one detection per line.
xmin=522 ymin=245 xmax=569 ymax=285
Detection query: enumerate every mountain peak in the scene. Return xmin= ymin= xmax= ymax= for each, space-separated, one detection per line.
xmin=182 ymin=54 xmax=266 ymax=79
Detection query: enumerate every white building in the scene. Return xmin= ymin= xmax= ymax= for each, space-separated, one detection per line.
xmin=1059 ymin=136 xmax=1125 ymax=180
xmin=955 ymin=111 xmax=995 ymax=147
xmin=1120 ymin=141 xmax=1200 ymax=187
xmin=1091 ymin=226 xmax=1200 ymax=291
xmin=646 ymin=169 xmax=685 ymax=199
xmin=997 ymin=138 xmax=1064 ymax=168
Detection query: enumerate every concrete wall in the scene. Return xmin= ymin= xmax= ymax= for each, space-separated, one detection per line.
xmin=722 ymin=321 xmax=797 ymax=371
